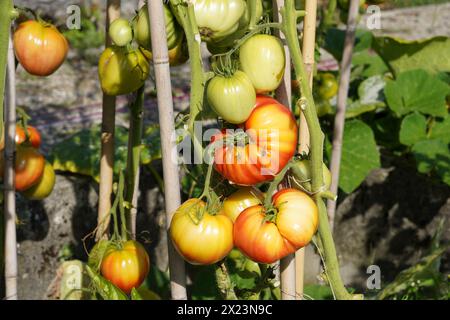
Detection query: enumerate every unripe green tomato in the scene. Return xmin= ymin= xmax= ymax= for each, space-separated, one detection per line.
xmin=317 ymin=73 xmax=338 ymax=100
xmin=207 ymin=70 xmax=256 ymax=124
xmin=290 ymin=159 xmax=332 ymax=192
xmin=22 ymin=161 xmax=56 ymax=200
xmin=239 ymin=34 xmax=286 ymax=93
xmin=109 ymin=18 xmax=133 ymax=47
xmin=134 ymin=4 xmax=182 ymax=51
xmin=98 ymin=46 xmax=149 ymax=96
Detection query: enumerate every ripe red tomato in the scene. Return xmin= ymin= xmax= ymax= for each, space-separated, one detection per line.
xmin=100 ymin=240 xmax=150 ymax=294
xmin=15 ymin=125 xmax=41 ymax=148
xmin=170 ymin=199 xmax=234 ymax=265
xmin=234 ymin=188 xmax=318 ymax=263
xmin=0 ymin=146 xmax=45 ymax=191
xmin=13 ymin=20 xmax=69 ymax=76
xmin=213 ymin=95 xmax=298 ymax=185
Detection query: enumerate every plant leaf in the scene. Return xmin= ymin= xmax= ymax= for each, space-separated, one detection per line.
xmin=399 ymin=112 xmax=428 ymax=146
xmin=338 ymin=120 xmax=381 ymax=193
xmin=373 ymin=36 xmax=450 ymax=76
xmin=85 ymin=265 xmax=128 ymax=300
xmin=384 ymin=69 xmax=449 ymax=117
xmin=411 ymin=139 xmax=450 ymax=185
xmin=429 ymin=116 xmax=450 ymax=144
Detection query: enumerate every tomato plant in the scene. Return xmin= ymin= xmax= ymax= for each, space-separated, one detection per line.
xmin=100 ymin=240 xmax=150 ymax=294
xmin=109 ymin=18 xmax=133 ymax=47
xmin=213 ymin=95 xmax=298 ymax=185
xmin=0 ymin=146 xmax=45 ymax=192
xmin=98 ymin=46 xmax=149 ymax=96
xmin=170 ymin=198 xmax=234 ymax=265
xmin=239 ymin=34 xmax=286 ymax=93
xmin=13 ymin=20 xmax=68 ymax=76
xmin=22 ymin=161 xmax=55 ymax=200
xmin=221 ymin=187 xmax=263 ymax=222
xmin=206 ymin=70 xmax=256 ymax=124
xmin=234 ymin=188 xmax=319 ymax=263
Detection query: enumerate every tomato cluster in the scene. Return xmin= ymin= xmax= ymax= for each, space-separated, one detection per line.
xmin=0 ymin=125 xmax=55 ymax=200
xmin=166 ymin=0 xmax=332 ymax=266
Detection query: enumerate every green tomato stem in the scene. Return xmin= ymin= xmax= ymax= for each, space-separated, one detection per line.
xmin=248 ymin=0 xmax=259 ymax=30
xmin=281 ymin=0 xmax=353 ymax=300
xmin=263 ymin=161 xmax=294 ymax=209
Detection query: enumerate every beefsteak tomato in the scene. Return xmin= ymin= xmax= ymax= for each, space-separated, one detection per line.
xmin=206 ymin=70 xmax=256 ymax=124
xmin=239 ymin=34 xmax=286 ymax=93
xmin=170 ymin=199 xmax=234 ymax=265
xmin=213 ymin=95 xmax=298 ymax=185
xmin=0 ymin=146 xmax=45 ymax=192
xmin=98 ymin=46 xmax=149 ymax=96
xmin=221 ymin=187 xmax=263 ymax=222
xmin=22 ymin=161 xmax=56 ymax=200
xmin=234 ymin=188 xmax=319 ymax=263
xmin=100 ymin=240 xmax=150 ymax=294
xmin=134 ymin=4 xmax=183 ymax=51
xmin=191 ymin=0 xmax=246 ymax=41
xmin=13 ymin=20 xmax=68 ymax=76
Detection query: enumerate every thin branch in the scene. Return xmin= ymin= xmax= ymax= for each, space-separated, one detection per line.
xmin=327 ymin=0 xmax=360 ymax=230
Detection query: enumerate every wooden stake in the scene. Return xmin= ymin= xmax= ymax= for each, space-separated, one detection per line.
xmin=4 ymin=32 xmax=17 ymax=300
xmin=147 ymin=0 xmax=187 ymax=300
xmin=96 ymin=0 xmax=120 ymax=241
xmin=296 ymin=0 xmax=318 ymax=300
xmin=327 ymin=0 xmax=359 ymax=230
xmin=273 ymin=0 xmax=296 ymax=300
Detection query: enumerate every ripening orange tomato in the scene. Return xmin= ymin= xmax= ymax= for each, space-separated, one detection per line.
xmin=15 ymin=125 xmax=41 ymax=149
xmin=234 ymin=188 xmax=319 ymax=264
xmin=100 ymin=240 xmax=150 ymax=294
xmin=213 ymin=95 xmax=298 ymax=185
xmin=0 ymin=146 xmax=45 ymax=192
xmin=13 ymin=20 xmax=69 ymax=76
xmin=170 ymin=199 xmax=234 ymax=265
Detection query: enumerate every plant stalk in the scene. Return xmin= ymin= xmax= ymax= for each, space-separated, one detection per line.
xmin=96 ymin=0 xmax=120 ymax=241
xmin=148 ymin=0 xmax=187 ymax=300
xmin=296 ymin=0 xmax=318 ymax=300
xmin=3 ymin=30 xmax=17 ymax=300
xmin=327 ymin=0 xmax=360 ymax=230
xmin=125 ymin=86 xmax=145 ymax=240
xmin=281 ymin=0 xmax=353 ymax=300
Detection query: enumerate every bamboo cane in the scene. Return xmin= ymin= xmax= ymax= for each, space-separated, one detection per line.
xmin=95 ymin=0 xmax=120 ymax=241
xmin=147 ymin=0 xmax=187 ymax=300
xmin=273 ymin=0 xmax=296 ymax=301
xmin=327 ymin=0 xmax=360 ymax=230
xmin=4 ymin=32 xmax=17 ymax=300
xmin=295 ymin=0 xmax=318 ymax=300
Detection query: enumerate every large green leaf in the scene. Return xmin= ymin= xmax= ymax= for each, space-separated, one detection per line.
xmin=338 ymin=120 xmax=381 ymax=193
xmin=345 ymin=75 xmax=386 ymax=119
xmin=352 ymin=50 xmax=389 ymax=78
xmin=51 ymin=124 xmax=162 ymax=182
xmin=384 ymin=69 xmax=449 ymax=117
xmin=399 ymin=112 xmax=428 ymax=146
xmin=373 ymin=36 xmax=450 ymax=76
xmin=412 ymin=139 xmax=450 ymax=186
xmin=429 ymin=116 xmax=450 ymax=144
